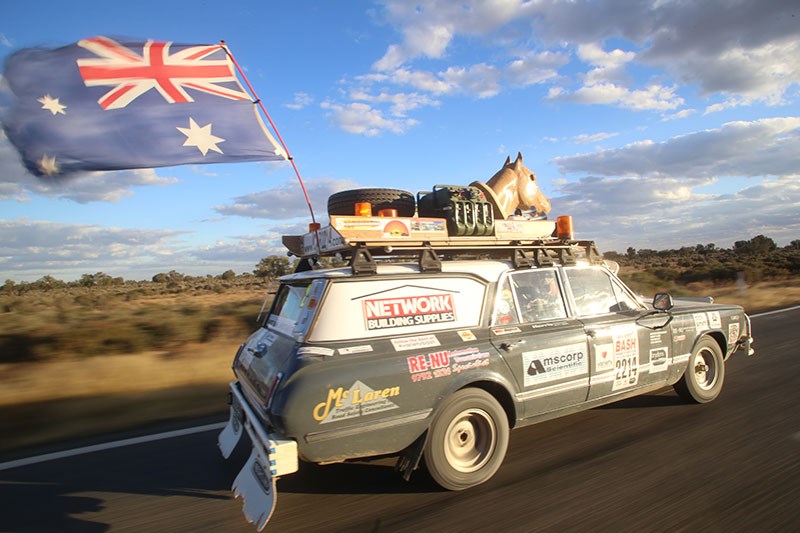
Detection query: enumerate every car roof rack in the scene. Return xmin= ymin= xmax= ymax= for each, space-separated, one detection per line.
xmin=282 ymin=215 xmax=603 ymax=275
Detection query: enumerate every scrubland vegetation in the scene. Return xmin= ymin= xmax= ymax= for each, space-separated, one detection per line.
xmin=1 ymin=235 xmax=798 ymax=452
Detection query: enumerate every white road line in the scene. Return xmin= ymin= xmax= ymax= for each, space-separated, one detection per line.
xmin=750 ymin=305 xmax=800 ymax=318
xmin=0 ymin=422 xmax=226 ymax=472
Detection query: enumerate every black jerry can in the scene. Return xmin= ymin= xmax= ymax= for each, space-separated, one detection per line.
xmin=417 ymin=185 xmax=495 ymax=237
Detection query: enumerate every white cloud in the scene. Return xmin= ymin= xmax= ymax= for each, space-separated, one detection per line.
xmin=348 ymin=89 xmax=439 ymax=117
xmin=505 ymin=51 xmax=568 ymax=87
xmin=320 ymin=101 xmax=419 ymax=136
xmin=214 ymin=177 xmax=360 ymax=220
xmin=573 ymin=132 xmax=619 ymax=144
xmin=554 ymin=117 xmax=800 ymax=179
xmin=373 ymin=0 xmax=800 ymax=111
xmin=0 ymin=218 xmax=189 ymax=281
xmin=375 ymin=0 xmax=534 ymax=68
xmin=285 ymin=92 xmax=314 ymax=110
xmin=550 ymin=82 xmax=684 ymax=111
xmin=551 ymin=175 xmax=800 ymax=252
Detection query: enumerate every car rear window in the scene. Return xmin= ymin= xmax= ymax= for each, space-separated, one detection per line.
xmin=267 ymin=279 xmax=326 ymax=337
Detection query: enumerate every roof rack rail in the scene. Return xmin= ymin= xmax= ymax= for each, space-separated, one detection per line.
xmin=281 ymin=215 xmax=604 ymax=275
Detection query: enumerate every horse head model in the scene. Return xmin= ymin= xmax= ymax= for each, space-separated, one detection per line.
xmin=471 ymin=152 xmax=551 ymax=220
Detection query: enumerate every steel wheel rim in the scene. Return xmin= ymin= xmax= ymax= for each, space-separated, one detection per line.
xmin=693 ymin=347 xmax=718 ymax=391
xmin=443 ymin=408 xmax=496 ymax=473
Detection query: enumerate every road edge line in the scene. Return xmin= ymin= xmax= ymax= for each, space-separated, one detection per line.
xmin=0 ymin=422 xmax=226 ymax=472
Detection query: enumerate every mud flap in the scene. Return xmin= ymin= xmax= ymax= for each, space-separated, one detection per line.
xmin=218 ymin=398 xmax=244 ymax=459
xmin=233 ymin=449 xmax=277 ymax=531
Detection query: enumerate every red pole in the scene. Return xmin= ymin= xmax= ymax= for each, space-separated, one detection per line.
xmin=219 ymin=41 xmax=317 ymax=226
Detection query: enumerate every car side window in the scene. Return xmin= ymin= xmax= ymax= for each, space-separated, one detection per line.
xmin=509 ymin=269 xmax=568 ymax=322
xmin=492 ymin=277 xmax=520 ymax=326
xmin=565 ymin=268 xmax=639 ymax=316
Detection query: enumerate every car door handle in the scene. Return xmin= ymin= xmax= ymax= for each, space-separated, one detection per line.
xmin=500 ymin=339 xmax=526 ymax=351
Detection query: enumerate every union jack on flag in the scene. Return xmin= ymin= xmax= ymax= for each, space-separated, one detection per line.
xmin=2 ymin=36 xmax=286 ymax=176
xmin=76 ymin=36 xmax=251 ymax=110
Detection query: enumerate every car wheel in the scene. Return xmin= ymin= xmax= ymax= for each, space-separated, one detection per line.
xmin=424 ymin=388 xmax=509 ymax=491
xmin=327 ymin=188 xmax=416 ymax=217
xmin=673 ymin=336 xmax=725 ymax=403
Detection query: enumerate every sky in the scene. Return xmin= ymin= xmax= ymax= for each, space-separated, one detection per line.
xmin=1 ymin=0 xmax=799 ymax=282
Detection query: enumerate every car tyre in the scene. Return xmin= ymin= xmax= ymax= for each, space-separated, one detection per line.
xmin=327 ymin=188 xmax=416 ymax=217
xmin=673 ymin=336 xmax=725 ymax=403
xmin=424 ymin=388 xmax=509 ymax=491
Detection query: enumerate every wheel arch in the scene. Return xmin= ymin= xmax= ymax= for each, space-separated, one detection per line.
xmin=705 ymin=331 xmax=728 ymax=359
xmin=456 ymin=379 xmax=517 ymax=430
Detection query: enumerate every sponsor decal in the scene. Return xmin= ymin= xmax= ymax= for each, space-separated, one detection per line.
xmin=693 ymin=313 xmax=709 ymax=331
xmin=252 ymin=457 xmax=273 ymax=494
xmin=523 ymin=343 xmax=587 ymax=387
xmin=407 ymin=347 xmax=491 ymax=382
xmin=492 ymin=326 xmax=521 ymax=335
xmin=313 ymin=380 xmax=400 ymax=424
xmin=649 ymin=332 xmax=665 ymax=345
xmin=297 ymin=346 xmax=335 ymax=357
xmin=411 ymin=219 xmax=447 ymax=233
xmin=673 ymin=334 xmax=687 ymax=342
xmin=382 ymin=219 xmax=410 ymax=238
xmin=728 ymin=322 xmax=740 ymax=345
xmin=338 ymin=344 xmax=374 ymax=355
xmin=612 ymin=330 xmax=639 ymax=391
xmin=708 ymin=311 xmax=721 ymax=329
xmin=595 ymin=342 xmax=615 ymax=372
xmin=458 ymin=329 xmax=477 ymax=342
xmin=649 ymin=347 xmax=669 ymax=373
xmin=363 ymin=293 xmax=456 ymax=330
xmin=391 ymin=334 xmax=441 ymax=352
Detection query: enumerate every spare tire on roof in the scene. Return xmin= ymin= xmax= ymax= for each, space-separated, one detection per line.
xmin=327 ymin=188 xmax=416 ymax=217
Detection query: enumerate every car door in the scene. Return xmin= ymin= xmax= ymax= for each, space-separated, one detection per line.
xmin=490 ymin=269 xmax=590 ymax=418
xmin=562 ymin=266 xmax=671 ymax=401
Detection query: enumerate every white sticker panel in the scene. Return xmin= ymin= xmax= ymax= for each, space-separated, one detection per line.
xmin=523 ymin=343 xmax=587 ymax=387
xmin=310 ymin=278 xmax=486 ymax=342
xmin=612 ymin=329 xmax=639 ymax=391
xmin=595 ymin=342 xmax=615 ymax=373
xmin=390 ymin=334 xmax=441 ymax=352
xmin=693 ymin=312 xmax=709 ymax=331
xmin=649 ymin=347 xmax=669 ymax=373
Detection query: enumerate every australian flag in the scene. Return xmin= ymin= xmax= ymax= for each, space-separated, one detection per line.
xmin=2 ymin=36 xmax=287 ymax=176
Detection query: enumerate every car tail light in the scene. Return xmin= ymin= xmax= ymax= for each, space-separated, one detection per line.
xmin=266 ymin=372 xmax=283 ymax=409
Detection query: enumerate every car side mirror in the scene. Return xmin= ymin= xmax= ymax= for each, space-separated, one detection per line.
xmin=653 ymin=293 xmax=673 ymax=311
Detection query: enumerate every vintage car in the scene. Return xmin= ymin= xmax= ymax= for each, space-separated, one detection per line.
xmin=218 ymin=177 xmax=754 ymax=529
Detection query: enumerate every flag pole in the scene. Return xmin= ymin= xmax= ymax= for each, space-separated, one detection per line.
xmin=219 ymin=40 xmax=317 ymax=227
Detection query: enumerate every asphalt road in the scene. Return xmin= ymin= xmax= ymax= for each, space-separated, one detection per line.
xmin=1 ymin=309 xmax=798 ymax=532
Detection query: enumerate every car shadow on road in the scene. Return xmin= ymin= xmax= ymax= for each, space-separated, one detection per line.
xmin=278 ymin=458 xmax=443 ymax=496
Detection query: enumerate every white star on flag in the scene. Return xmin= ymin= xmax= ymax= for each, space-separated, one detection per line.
xmin=38 ymin=95 xmax=67 ymax=115
xmin=177 ymin=118 xmax=225 ymax=156
xmin=38 ymin=155 xmax=59 ymax=175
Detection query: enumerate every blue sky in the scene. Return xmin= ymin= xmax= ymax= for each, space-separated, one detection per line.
xmin=1 ymin=0 xmax=799 ymax=282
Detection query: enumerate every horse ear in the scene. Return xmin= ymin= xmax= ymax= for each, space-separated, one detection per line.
xmin=513 ymin=152 xmax=523 ymax=169
xmin=504 ymin=155 xmax=511 ymax=166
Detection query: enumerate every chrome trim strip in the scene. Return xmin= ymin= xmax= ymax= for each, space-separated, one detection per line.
xmin=516 ymin=377 xmax=590 ymax=401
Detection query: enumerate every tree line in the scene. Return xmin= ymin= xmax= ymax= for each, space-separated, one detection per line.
xmin=3 ymin=234 xmax=798 ymax=294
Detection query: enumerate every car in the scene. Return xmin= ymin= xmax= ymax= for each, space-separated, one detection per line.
xmin=218 ymin=186 xmax=754 ymax=530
